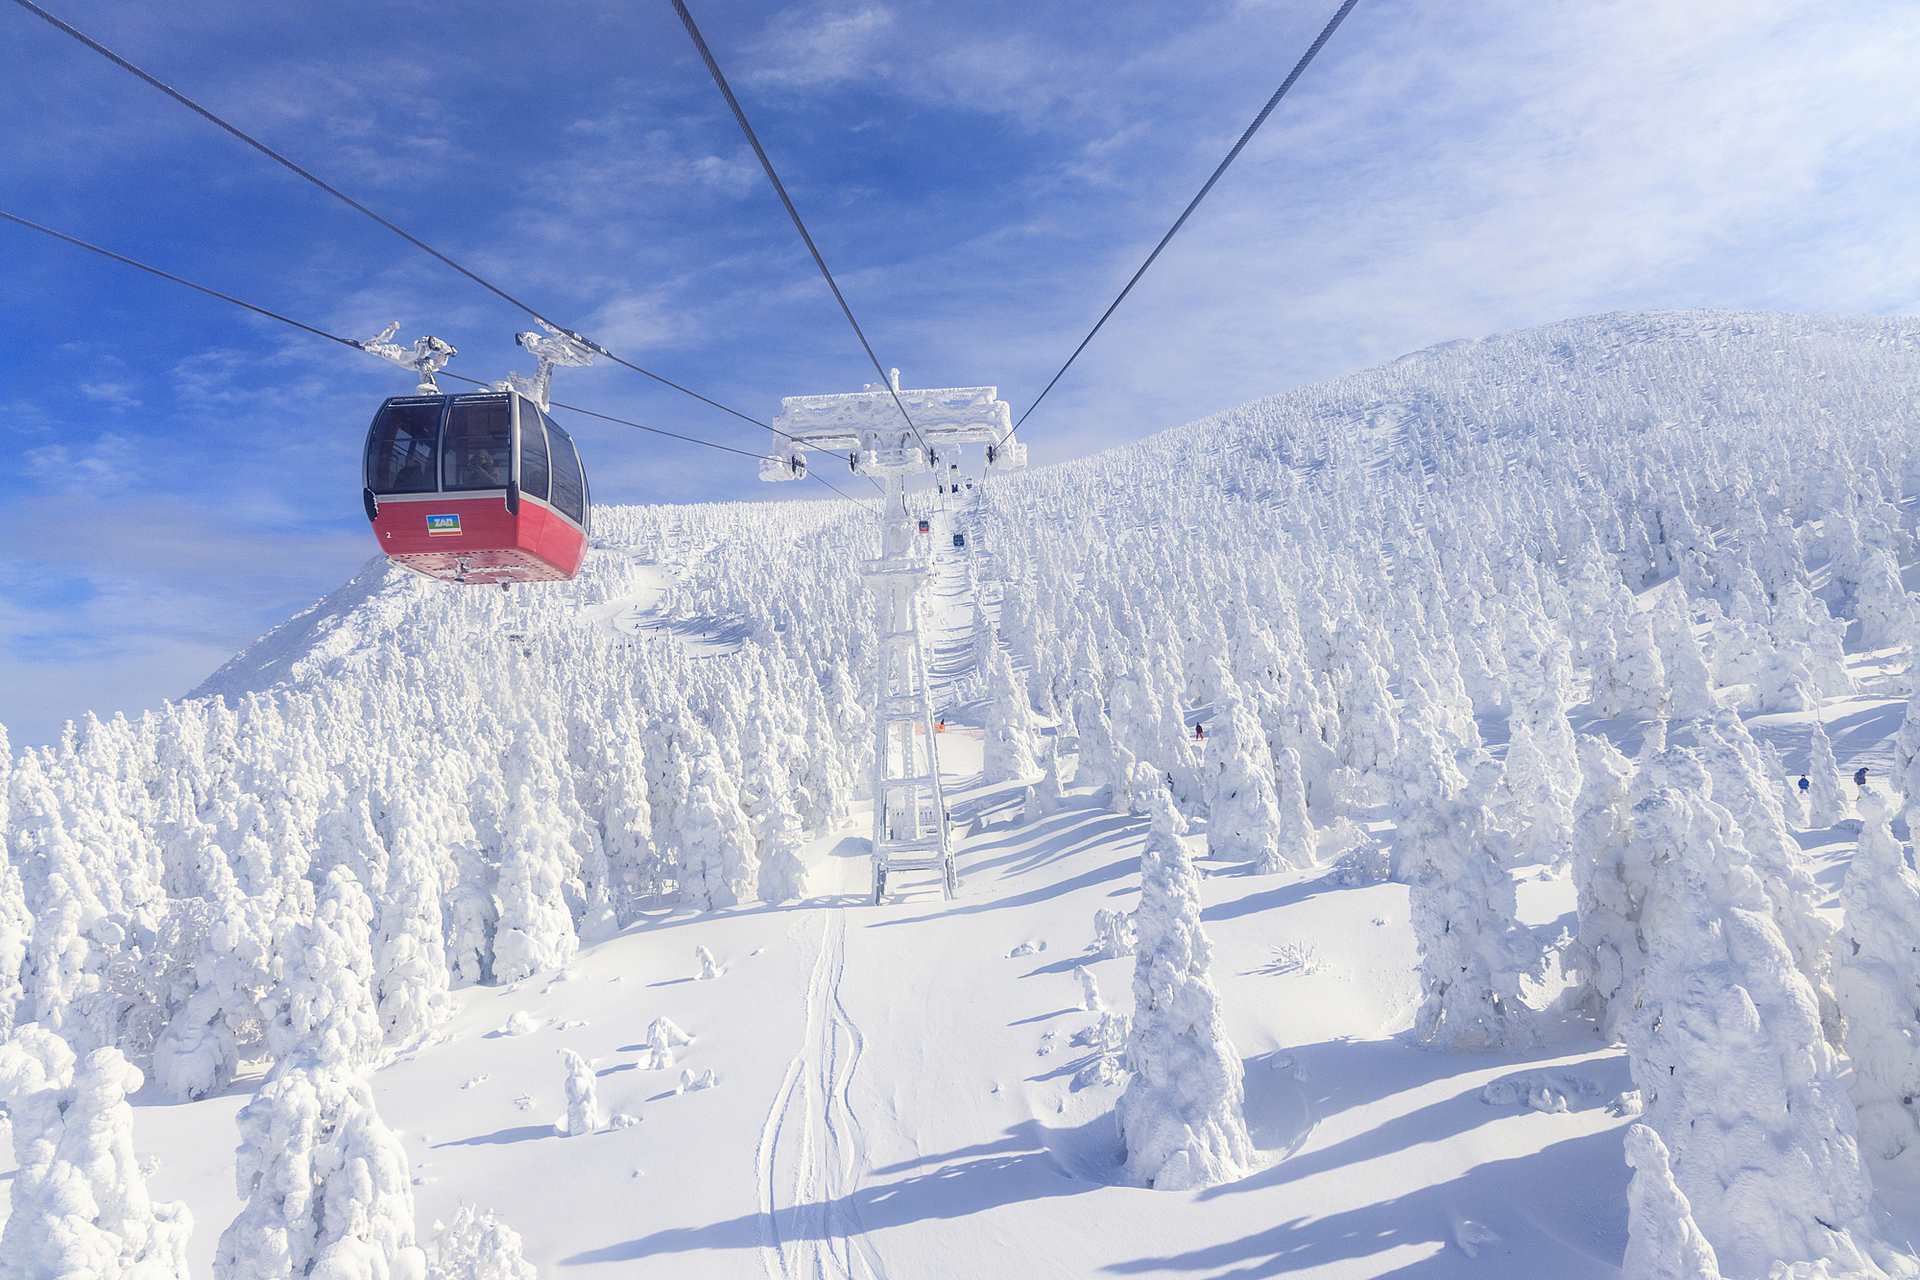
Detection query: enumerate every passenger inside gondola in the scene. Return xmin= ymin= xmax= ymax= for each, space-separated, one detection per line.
xmin=461 ymin=450 xmax=502 ymax=487
xmin=443 ymin=398 xmax=512 ymax=491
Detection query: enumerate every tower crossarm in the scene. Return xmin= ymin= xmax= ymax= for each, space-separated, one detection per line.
xmin=759 ymin=383 xmax=1026 ymax=479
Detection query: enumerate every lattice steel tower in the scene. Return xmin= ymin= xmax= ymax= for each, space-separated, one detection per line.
xmin=759 ymin=372 xmax=1026 ymax=902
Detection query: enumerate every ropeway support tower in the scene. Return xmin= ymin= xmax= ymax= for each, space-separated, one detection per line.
xmin=760 ymin=372 xmax=1026 ymax=902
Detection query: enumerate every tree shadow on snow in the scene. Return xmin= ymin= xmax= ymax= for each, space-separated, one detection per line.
xmin=1827 ymin=700 xmax=1906 ymax=767
xmin=432 ymin=1124 xmax=553 ymax=1148
xmin=1201 ymin=873 xmax=1336 ymax=923
xmin=874 ymin=856 xmax=1139 ymax=928
xmin=557 ymin=1119 xmax=1100 ymax=1267
xmin=960 ymin=805 xmax=1143 ymax=881
xmin=1104 ymin=1130 xmax=1627 ymax=1278
xmin=1257 ymin=1038 xmax=1591 ymax=1135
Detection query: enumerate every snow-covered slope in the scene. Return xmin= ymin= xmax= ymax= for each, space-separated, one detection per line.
xmin=5 ymin=308 xmax=1920 ymax=1279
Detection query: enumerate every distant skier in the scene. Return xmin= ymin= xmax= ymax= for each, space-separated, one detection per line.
xmin=1855 ymin=765 xmax=1869 ymax=797
xmin=1799 ymin=774 xmax=1811 ymax=795
xmin=1194 ymin=723 xmax=1205 ymax=742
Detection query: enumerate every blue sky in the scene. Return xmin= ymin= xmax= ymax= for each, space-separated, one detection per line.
xmin=3 ymin=0 xmax=1917 ymax=748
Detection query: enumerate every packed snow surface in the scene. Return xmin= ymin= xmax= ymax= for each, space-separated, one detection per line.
xmin=6 ymin=309 xmax=1920 ymax=1277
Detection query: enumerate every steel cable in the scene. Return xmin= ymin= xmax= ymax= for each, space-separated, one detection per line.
xmin=0 ymin=209 xmax=874 ymax=509
xmin=669 ymin=0 xmax=929 ymax=454
xmin=4 ymin=0 xmax=835 ymax=455
xmin=1005 ymin=0 xmax=1362 ymax=441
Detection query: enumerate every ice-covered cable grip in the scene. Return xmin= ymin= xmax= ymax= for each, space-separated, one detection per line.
xmin=498 ymin=320 xmax=597 ymax=411
xmin=360 ymin=322 xmax=456 ymax=393
xmin=759 ymin=447 xmax=808 ymax=482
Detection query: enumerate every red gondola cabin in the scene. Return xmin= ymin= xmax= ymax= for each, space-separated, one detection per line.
xmin=362 ymin=391 xmax=590 ymax=586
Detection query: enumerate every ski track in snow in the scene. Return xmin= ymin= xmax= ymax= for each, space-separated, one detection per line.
xmin=761 ymin=882 xmax=887 ymax=1279
xmin=757 ymin=508 xmax=980 ymax=1280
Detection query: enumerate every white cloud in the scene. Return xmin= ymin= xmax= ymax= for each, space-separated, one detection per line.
xmin=24 ymin=432 xmax=138 ymax=491
xmin=745 ymin=3 xmax=896 ymax=89
xmin=77 ymin=381 xmax=141 ymax=410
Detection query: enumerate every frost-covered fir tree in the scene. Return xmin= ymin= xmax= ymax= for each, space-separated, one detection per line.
xmin=677 ymin=777 xmax=757 ymax=913
xmin=559 ymin=1047 xmax=600 ymax=1137
xmin=1116 ymin=791 xmax=1254 ymax=1190
xmin=1894 ymin=686 xmax=1920 ymax=808
xmin=0 ymin=724 xmax=28 ymax=1041
xmin=1600 ymin=605 xmax=1668 ymax=720
xmin=1568 ymin=734 xmax=1638 ymax=1033
xmin=601 ymin=709 xmax=663 ymax=922
xmin=1806 ymin=717 xmax=1852 ymax=826
xmin=268 ymin=865 xmax=383 ymax=1067
xmin=426 ymin=1205 xmax=536 ymax=1280
xmin=492 ymin=782 xmax=582 ymax=983
xmin=1696 ymin=713 xmax=1839 ymax=1041
xmin=375 ymin=808 xmax=452 ymax=1045
xmin=1624 ymin=750 xmax=1888 ymax=1279
xmin=1202 ymin=672 xmax=1291 ymax=871
xmin=1071 ymin=690 xmax=1132 ymax=802
xmin=1273 ymin=746 xmax=1316 ymax=871
xmin=215 ymin=1047 xmax=422 ymax=1279
xmin=0 ymin=1031 xmax=194 ymax=1279
xmin=1622 ymin=1123 xmax=1722 ymax=1280
xmin=983 ymin=642 xmax=1040 ymax=784
xmin=1838 ymin=798 xmax=1920 ymax=1160
xmin=740 ymin=713 xmax=809 ymax=901
xmin=1653 ymin=591 xmax=1716 ymax=720
xmin=1402 ymin=763 xmax=1544 ymax=1050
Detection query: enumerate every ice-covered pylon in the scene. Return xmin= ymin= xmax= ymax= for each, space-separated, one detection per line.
xmin=757 ymin=376 xmax=1024 ymax=902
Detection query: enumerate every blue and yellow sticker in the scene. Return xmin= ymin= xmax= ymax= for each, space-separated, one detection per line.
xmin=426 ymin=513 xmax=462 ymax=536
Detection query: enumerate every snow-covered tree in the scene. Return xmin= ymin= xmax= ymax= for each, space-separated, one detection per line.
xmin=1568 ymin=734 xmax=1637 ymax=1033
xmin=983 ymin=642 xmax=1040 ymax=784
xmin=739 ymin=713 xmax=809 ymax=902
xmin=492 ymin=783 xmax=581 ymax=984
xmin=559 ymin=1048 xmax=600 ymax=1137
xmin=1072 ymin=690 xmax=1132 ymax=802
xmin=1624 ymin=750 xmax=1887 ymax=1279
xmin=1806 ymin=718 xmax=1852 ymax=826
xmin=1838 ymin=798 xmax=1920 ymax=1160
xmin=1622 ymin=1123 xmax=1722 ymax=1280
xmin=375 ymin=812 xmax=452 ymax=1045
xmin=1272 ymin=746 xmax=1316 ymax=869
xmin=0 ymin=1031 xmax=194 ymax=1279
xmin=215 ymin=1048 xmax=422 ymax=1279
xmin=268 ymin=865 xmax=383 ymax=1068
xmin=1092 ymin=907 xmax=1136 ymax=959
xmin=1201 ymin=672 xmax=1288 ymax=871
xmin=426 ymin=1205 xmax=536 ymax=1280
xmin=1402 ymin=764 xmax=1543 ymax=1050
xmin=1116 ymin=791 xmax=1253 ymax=1190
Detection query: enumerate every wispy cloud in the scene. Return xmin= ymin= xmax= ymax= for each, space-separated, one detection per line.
xmin=2 ymin=0 xmax=1917 ymax=741
xmin=744 ymin=3 xmax=896 ymax=89
xmin=77 ymin=381 xmax=140 ymax=410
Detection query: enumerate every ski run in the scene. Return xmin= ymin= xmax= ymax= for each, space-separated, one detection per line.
xmin=7 ymin=308 xmax=1920 ymax=1278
